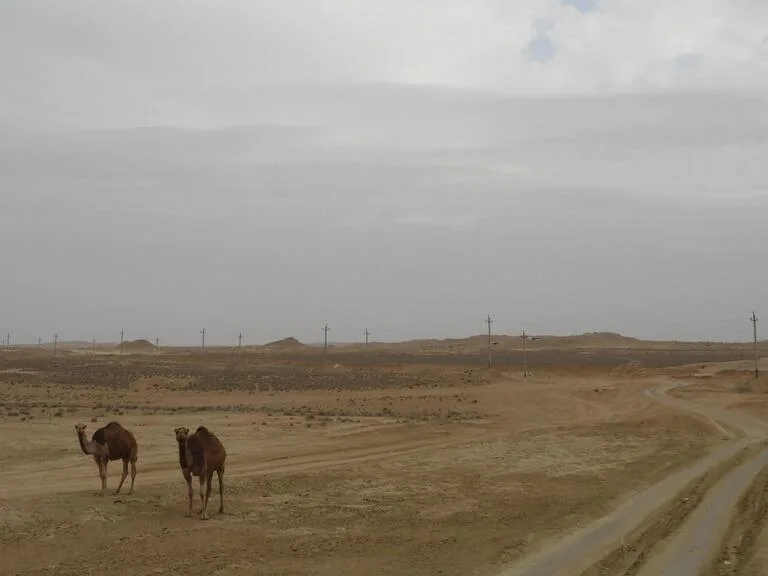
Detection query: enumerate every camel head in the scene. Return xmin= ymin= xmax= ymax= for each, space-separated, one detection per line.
xmin=174 ymin=427 xmax=190 ymax=443
xmin=74 ymin=423 xmax=107 ymax=458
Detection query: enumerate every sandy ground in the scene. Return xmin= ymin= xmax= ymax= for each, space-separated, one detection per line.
xmin=0 ymin=347 xmax=757 ymax=575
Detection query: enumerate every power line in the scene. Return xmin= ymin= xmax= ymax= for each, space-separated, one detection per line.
xmin=521 ymin=330 xmax=529 ymax=378
xmin=485 ymin=314 xmax=493 ymax=368
xmin=751 ymin=311 xmax=759 ymax=379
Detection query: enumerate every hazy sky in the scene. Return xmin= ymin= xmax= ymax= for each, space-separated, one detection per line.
xmin=2 ymin=1 xmax=768 ymax=344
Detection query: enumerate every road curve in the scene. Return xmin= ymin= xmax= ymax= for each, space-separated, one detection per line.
xmin=645 ymin=381 xmax=768 ymax=440
xmin=498 ymin=379 xmax=767 ymax=576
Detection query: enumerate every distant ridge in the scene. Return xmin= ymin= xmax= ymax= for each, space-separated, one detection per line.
xmin=264 ymin=336 xmax=306 ymax=349
xmin=118 ymin=339 xmax=156 ymax=351
xmin=568 ymin=331 xmax=640 ymax=343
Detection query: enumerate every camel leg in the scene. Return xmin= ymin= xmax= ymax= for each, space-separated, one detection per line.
xmin=98 ymin=459 xmax=108 ymax=496
xmin=114 ymin=460 xmax=128 ymax=495
xmin=184 ymin=472 xmax=194 ymax=517
xmin=205 ymin=471 xmax=214 ymax=515
xmin=217 ymin=466 xmax=225 ymax=514
xmin=128 ymin=458 xmax=136 ymax=495
xmin=94 ymin=457 xmax=103 ymax=495
xmin=198 ymin=475 xmax=208 ymax=519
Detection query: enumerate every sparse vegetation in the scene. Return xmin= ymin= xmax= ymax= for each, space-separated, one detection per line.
xmin=0 ymin=339 xmax=765 ymax=575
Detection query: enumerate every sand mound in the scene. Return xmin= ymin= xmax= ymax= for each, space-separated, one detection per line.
xmin=119 ymin=339 xmax=156 ymax=351
xmin=568 ymin=332 xmax=639 ymax=346
xmin=264 ymin=337 xmax=305 ymax=349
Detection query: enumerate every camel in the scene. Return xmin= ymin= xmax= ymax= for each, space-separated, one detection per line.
xmin=74 ymin=421 xmax=138 ymax=496
xmin=174 ymin=425 xmax=226 ymax=519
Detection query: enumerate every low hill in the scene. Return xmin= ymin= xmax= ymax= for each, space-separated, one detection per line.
xmin=119 ymin=339 xmax=156 ymax=352
xmin=263 ymin=337 xmax=306 ymax=349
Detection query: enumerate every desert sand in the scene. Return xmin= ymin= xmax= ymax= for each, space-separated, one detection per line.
xmin=1 ymin=334 xmax=767 ymax=575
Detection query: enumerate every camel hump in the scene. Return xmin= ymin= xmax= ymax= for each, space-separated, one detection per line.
xmin=92 ymin=427 xmax=107 ymax=444
xmin=195 ymin=425 xmax=212 ymax=437
xmin=103 ymin=421 xmax=125 ymax=433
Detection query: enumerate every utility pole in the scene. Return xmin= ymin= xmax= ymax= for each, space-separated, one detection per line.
xmin=37 ymin=337 xmax=42 ymax=348
xmin=120 ymin=328 xmax=125 ymax=356
xmin=92 ymin=337 xmax=96 ymax=358
xmin=751 ymin=311 xmax=759 ymax=379
xmin=485 ymin=314 xmax=493 ymax=368
xmin=364 ymin=328 xmax=370 ymax=347
xmin=53 ymin=333 xmax=58 ymax=357
xmin=521 ymin=330 xmax=529 ymax=377
xmin=155 ymin=337 xmax=159 ymax=354
xmin=201 ymin=328 xmax=206 ymax=348
xmin=323 ymin=322 xmax=330 ymax=352
xmin=238 ymin=332 xmax=243 ymax=348
xmin=5 ymin=333 xmax=9 ymax=349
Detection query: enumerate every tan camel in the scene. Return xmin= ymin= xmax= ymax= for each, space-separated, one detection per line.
xmin=174 ymin=425 xmax=226 ymax=519
xmin=75 ymin=421 xmax=138 ymax=496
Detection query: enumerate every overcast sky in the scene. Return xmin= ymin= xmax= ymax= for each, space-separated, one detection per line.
xmin=2 ymin=0 xmax=768 ymax=345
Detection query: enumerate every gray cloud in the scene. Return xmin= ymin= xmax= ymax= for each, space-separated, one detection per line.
xmin=3 ymin=87 xmax=768 ymax=344
xmin=2 ymin=0 xmax=768 ymax=127
xmin=1 ymin=2 xmax=768 ymax=344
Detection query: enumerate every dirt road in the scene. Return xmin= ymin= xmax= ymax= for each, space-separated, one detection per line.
xmin=638 ymin=449 xmax=768 ymax=576
xmin=499 ymin=377 xmax=768 ymax=576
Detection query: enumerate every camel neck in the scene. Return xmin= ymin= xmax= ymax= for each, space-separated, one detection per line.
xmin=77 ymin=431 xmax=94 ymax=455
xmin=177 ymin=440 xmax=188 ymax=469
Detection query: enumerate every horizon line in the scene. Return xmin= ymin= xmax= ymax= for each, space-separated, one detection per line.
xmin=6 ymin=329 xmax=765 ymax=349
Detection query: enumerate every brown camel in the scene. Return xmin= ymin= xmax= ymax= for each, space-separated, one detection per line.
xmin=74 ymin=421 xmax=138 ymax=496
xmin=174 ymin=425 xmax=226 ymax=519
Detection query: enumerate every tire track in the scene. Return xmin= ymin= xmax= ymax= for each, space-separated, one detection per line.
xmin=636 ymin=449 xmax=768 ymax=576
xmin=576 ymin=443 xmax=766 ymax=576
xmin=706 ymin=464 xmax=768 ymax=575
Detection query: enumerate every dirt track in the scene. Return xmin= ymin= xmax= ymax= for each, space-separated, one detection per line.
xmin=638 ymin=449 xmax=768 ymax=576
